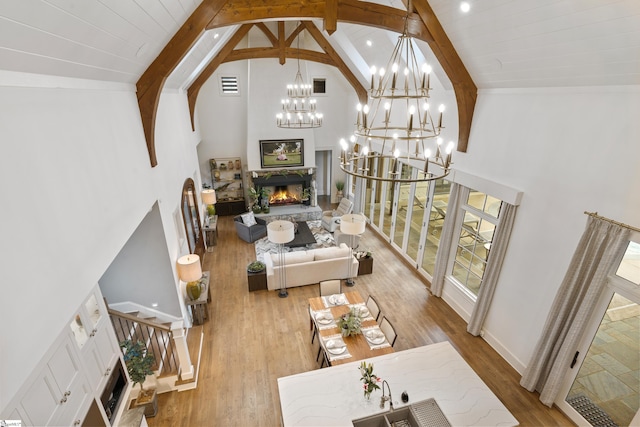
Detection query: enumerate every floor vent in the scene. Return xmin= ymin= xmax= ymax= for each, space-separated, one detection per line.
xmin=566 ymin=394 xmax=618 ymax=427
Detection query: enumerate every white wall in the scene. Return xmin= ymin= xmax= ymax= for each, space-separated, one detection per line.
xmin=195 ymin=61 xmax=249 ymax=188
xmin=195 ymin=57 xmax=357 ymax=201
xmin=100 ymin=203 xmax=182 ymax=317
xmin=449 ymin=86 xmax=640 ymax=371
xmin=0 ymin=72 xmax=201 ymax=410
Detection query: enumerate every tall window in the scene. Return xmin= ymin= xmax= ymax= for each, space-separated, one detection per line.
xmin=450 ymin=188 xmax=502 ymax=296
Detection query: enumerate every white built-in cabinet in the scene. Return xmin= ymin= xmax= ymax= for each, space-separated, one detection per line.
xmin=1 ymin=285 xmax=124 ymax=426
xmin=75 ymin=291 xmax=119 ymax=393
xmin=12 ymin=331 xmax=92 ymax=426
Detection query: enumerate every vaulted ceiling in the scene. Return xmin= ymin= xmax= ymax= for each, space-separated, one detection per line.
xmin=2 ymin=0 xmax=639 ymax=165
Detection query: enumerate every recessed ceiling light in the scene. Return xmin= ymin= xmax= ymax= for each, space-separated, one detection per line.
xmin=366 ymin=40 xmax=372 ymax=47
xmin=460 ymin=2 xmax=470 ymax=13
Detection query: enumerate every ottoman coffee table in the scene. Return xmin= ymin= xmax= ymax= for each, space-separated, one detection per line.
xmin=285 ymin=221 xmax=317 ymax=247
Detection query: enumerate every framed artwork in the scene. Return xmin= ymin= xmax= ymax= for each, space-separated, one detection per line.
xmin=259 ymin=139 xmax=304 ymax=168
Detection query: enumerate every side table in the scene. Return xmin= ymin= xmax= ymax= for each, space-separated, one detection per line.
xmin=204 ymin=215 xmax=218 ymax=252
xmin=186 ymin=272 xmax=210 ymax=325
xmin=248 ymin=270 xmax=267 ymax=292
xmin=357 ymin=256 xmax=373 ymax=275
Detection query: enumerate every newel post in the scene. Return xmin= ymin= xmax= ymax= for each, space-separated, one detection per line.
xmin=171 ymin=321 xmax=194 ymax=380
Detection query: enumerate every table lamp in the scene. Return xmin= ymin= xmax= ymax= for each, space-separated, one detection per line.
xmin=177 ymin=254 xmax=203 ymax=300
xmin=202 ymin=189 xmax=217 ymax=217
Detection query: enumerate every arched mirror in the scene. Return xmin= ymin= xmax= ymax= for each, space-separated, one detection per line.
xmin=181 ymin=178 xmax=205 ymax=258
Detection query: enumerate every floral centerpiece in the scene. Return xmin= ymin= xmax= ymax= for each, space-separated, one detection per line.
xmin=359 ymin=361 xmax=381 ymax=400
xmin=336 ymin=307 xmax=362 ymax=337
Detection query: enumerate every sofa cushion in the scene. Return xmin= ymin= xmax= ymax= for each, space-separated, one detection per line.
xmin=271 ymin=250 xmax=314 ymax=266
xmin=241 ymin=212 xmax=257 ymax=226
xmin=313 ymin=245 xmax=351 ymax=261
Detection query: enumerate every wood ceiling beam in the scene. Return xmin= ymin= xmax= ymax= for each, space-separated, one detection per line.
xmin=413 ymin=1 xmax=476 ymax=152
xmin=324 ymin=0 xmax=338 ymax=34
xmin=187 ymin=20 xmax=367 ymax=129
xmin=278 ymin=21 xmax=286 ymax=65
xmin=136 ymin=0 xmax=229 ymax=167
xmin=140 ymin=0 xmax=476 ymax=166
xmin=255 ymin=22 xmax=277 ymax=46
xmin=187 ymin=24 xmax=253 ymax=130
xmin=302 ymin=21 xmax=367 ymax=103
xmin=226 ymin=48 xmax=333 ymax=65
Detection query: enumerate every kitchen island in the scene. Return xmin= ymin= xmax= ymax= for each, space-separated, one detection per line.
xmin=278 ymin=341 xmax=518 ymax=426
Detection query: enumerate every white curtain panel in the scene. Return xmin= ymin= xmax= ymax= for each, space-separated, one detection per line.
xmin=520 ymin=216 xmax=630 ymax=406
xmin=467 ymin=202 xmax=517 ymax=336
xmin=430 ymin=182 xmax=461 ymax=297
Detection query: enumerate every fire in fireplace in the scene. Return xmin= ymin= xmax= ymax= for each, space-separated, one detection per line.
xmin=268 ymin=185 xmax=302 ymax=205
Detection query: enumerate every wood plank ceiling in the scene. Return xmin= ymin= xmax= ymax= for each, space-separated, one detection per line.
xmin=1 ymin=0 xmax=639 ymax=165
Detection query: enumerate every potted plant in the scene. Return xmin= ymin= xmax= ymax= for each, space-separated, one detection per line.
xmin=249 ymin=187 xmax=262 ymax=213
xmin=335 ymin=180 xmax=345 ymax=200
xmin=259 ymin=187 xmax=271 ymax=213
xmin=120 ymin=340 xmax=158 ymax=417
xmin=301 ymin=187 xmax=311 ymax=204
xmin=247 ymin=260 xmax=266 ymax=273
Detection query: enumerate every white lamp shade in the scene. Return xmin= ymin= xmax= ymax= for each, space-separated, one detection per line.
xmin=177 ymin=254 xmax=202 ymax=282
xmin=202 ymin=189 xmax=216 ymax=205
xmin=267 ymin=220 xmax=295 ymax=244
xmin=340 ymin=213 xmax=366 ymax=235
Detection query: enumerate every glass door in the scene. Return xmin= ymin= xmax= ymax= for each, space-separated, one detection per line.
xmin=556 ymin=240 xmax=640 ymax=426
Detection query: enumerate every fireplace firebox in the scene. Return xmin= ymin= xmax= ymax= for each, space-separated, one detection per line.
xmin=253 ymin=173 xmax=312 ymax=206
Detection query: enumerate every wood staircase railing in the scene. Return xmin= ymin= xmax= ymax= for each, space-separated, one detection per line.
xmin=108 ymin=308 xmax=179 ymax=378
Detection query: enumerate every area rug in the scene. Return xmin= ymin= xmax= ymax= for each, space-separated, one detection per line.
xmin=255 ymin=220 xmax=335 ymax=262
xmin=566 ymin=394 xmax=618 ymax=427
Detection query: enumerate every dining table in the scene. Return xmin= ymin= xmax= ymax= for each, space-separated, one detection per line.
xmin=308 ymin=291 xmax=394 ymax=366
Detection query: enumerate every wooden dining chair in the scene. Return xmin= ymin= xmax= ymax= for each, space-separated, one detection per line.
xmin=379 ymin=316 xmax=397 ymax=347
xmin=318 ymin=340 xmax=331 ymax=368
xmin=308 ymin=304 xmax=317 ymax=344
xmin=319 ymin=280 xmax=342 ymax=296
xmin=365 ymin=295 xmax=381 ymax=322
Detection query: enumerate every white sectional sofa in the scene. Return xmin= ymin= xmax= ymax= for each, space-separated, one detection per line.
xmin=264 ymin=243 xmax=359 ymax=291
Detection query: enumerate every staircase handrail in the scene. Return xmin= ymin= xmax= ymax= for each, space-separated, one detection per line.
xmin=108 ymin=307 xmax=172 ymax=332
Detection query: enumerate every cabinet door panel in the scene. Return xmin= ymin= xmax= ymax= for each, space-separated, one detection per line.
xmin=19 ymin=368 xmax=61 ymax=426
xmin=83 ymin=325 xmax=119 ymax=392
xmin=95 ymin=325 xmax=119 ymax=369
xmin=52 ymin=375 xmax=92 ymax=427
xmin=49 ymin=338 xmax=83 ymax=392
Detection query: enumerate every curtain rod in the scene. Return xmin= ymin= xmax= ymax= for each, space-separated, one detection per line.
xmin=584 ymin=211 xmax=640 ymax=233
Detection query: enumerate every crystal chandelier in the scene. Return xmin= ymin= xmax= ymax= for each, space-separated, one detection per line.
xmin=276 ymin=33 xmax=323 ymax=129
xmin=339 ymin=21 xmax=455 ymax=183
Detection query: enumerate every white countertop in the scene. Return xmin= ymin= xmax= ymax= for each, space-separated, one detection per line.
xmin=278 ymin=341 xmax=518 ymax=426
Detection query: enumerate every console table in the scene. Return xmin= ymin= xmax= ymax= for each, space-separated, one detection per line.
xmin=204 ymin=215 xmax=218 ymax=251
xmin=186 ymin=272 xmax=210 ymax=325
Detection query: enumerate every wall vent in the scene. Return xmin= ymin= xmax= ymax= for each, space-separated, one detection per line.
xmin=220 ymin=76 xmax=239 ymax=95
xmin=313 ymin=78 xmax=326 ymax=94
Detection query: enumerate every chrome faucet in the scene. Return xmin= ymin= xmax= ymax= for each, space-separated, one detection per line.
xmin=380 ymin=380 xmax=394 ymax=410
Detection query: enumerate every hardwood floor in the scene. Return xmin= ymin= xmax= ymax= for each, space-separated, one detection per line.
xmin=148 ymin=199 xmax=573 ymax=426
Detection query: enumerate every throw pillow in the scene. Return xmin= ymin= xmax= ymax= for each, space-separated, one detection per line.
xmin=241 ymin=212 xmax=257 ymax=226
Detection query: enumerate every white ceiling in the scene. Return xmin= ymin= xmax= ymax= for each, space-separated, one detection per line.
xmin=1 ymin=0 xmax=638 ymax=90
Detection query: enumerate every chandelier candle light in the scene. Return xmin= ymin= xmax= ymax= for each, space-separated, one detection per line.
xmin=339 ymin=20 xmax=455 ymax=183
xmin=276 ymin=32 xmax=323 ymax=129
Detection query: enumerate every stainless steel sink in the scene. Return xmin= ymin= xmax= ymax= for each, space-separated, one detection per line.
xmin=352 ymin=398 xmax=451 ymax=427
